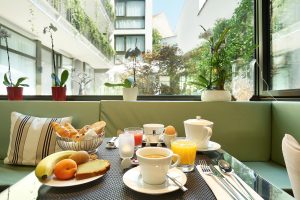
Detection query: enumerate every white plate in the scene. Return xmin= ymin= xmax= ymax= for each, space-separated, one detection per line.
xmin=39 ymin=174 xmax=104 ymax=187
xmin=123 ymin=166 xmax=187 ymax=195
xmin=197 ymin=141 xmax=221 ymax=152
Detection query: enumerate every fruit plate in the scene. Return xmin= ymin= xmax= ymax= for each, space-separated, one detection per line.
xmin=39 ymin=174 xmax=104 ymax=187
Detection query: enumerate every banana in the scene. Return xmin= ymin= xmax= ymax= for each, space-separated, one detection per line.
xmin=35 ymin=150 xmax=76 ymax=180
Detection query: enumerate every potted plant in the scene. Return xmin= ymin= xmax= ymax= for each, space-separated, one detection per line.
xmin=105 ymin=77 xmax=137 ymax=101
xmin=105 ymin=42 xmax=141 ymax=101
xmin=0 ymin=27 xmax=29 ymax=100
xmin=190 ymin=26 xmax=231 ymax=101
xmin=43 ymin=23 xmax=69 ymax=101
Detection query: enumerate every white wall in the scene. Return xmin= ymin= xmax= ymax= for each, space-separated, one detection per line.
xmin=145 ymin=0 xmax=153 ymax=52
xmin=176 ymin=0 xmax=240 ymax=53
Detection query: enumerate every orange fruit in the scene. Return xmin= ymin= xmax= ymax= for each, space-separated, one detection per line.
xmin=54 ymin=159 xmax=77 ymax=180
xmin=165 ymin=125 xmax=176 ymax=135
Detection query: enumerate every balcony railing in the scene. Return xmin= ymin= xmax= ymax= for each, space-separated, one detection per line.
xmin=46 ymin=0 xmax=114 ymax=59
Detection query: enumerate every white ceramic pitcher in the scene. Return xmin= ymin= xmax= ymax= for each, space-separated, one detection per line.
xmin=184 ymin=116 xmax=213 ymax=149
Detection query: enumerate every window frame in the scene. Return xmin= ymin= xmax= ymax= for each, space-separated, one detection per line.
xmin=5 ymin=1 xmax=290 ymax=101
xmin=114 ymin=0 xmax=145 ymax=30
xmin=258 ymin=0 xmax=300 ymax=99
xmin=114 ymin=34 xmax=145 ymax=54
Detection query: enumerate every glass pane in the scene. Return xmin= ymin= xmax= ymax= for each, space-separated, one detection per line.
xmin=115 ymin=18 xmax=145 ymax=29
xmin=126 ymin=1 xmax=145 ymax=16
xmin=126 ymin=36 xmax=145 ymax=51
xmin=116 ymin=1 xmax=125 ymax=16
xmin=41 ymin=49 xmax=53 ymax=95
xmin=115 ymin=36 xmax=125 ymax=51
xmin=0 ymin=28 xmax=36 ymax=57
xmin=270 ymin=0 xmax=300 ymax=90
xmin=0 ymin=49 xmax=36 ymax=95
xmin=60 ymin=56 xmax=73 ymax=95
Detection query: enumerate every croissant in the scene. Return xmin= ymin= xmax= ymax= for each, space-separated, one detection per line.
xmin=64 ymin=122 xmax=78 ymax=137
xmin=51 ymin=122 xmax=70 ymax=138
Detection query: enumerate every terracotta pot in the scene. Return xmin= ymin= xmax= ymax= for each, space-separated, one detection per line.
xmin=6 ymin=87 xmax=23 ymax=100
xmin=52 ymin=87 xmax=67 ymax=101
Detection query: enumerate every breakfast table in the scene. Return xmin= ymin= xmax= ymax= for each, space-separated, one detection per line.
xmin=0 ymin=138 xmax=294 ymax=200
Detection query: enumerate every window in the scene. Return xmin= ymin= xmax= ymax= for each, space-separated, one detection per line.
xmin=269 ymin=0 xmax=300 ymax=91
xmin=0 ymin=26 xmax=36 ymax=95
xmin=0 ymin=0 xmax=256 ymax=99
xmin=115 ymin=0 xmax=145 ymax=29
xmin=115 ymin=35 xmax=145 ymax=53
xmin=0 ymin=49 xmax=36 ymax=95
xmin=114 ymin=35 xmax=145 ymax=65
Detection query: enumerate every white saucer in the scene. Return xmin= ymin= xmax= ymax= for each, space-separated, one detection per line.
xmin=197 ymin=141 xmax=221 ymax=152
xmin=123 ymin=166 xmax=187 ymax=195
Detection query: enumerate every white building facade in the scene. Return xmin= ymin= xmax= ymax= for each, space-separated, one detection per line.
xmin=0 ymin=0 xmax=115 ymax=95
xmin=176 ymin=0 xmax=240 ymax=53
xmin=113 ymin=0 xmax=152 ymax=64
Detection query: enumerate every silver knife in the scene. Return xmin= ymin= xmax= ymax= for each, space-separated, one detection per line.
xmin=209 ymin=165 xmax=249 ymax=200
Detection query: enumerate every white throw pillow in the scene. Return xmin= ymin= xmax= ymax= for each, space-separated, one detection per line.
xmin=4 ymin=112 xmax=72 ymax=166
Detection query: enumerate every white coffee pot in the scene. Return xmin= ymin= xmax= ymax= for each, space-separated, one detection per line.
xmin=184 ymin=116 xmax=213 ymax=149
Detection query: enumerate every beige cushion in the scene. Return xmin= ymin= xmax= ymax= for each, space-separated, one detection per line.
xmin=282 ymin=134 xmax=300 ymax=200
xmin=4 ymin=112 xmax=71 ymax=166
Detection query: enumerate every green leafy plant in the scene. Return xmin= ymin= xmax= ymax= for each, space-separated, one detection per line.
xmin=0 ymin=27 xmax=29 ymax=87
xmin=68 ymin=0 xmax=114 ymax=58
xmin=105 ymin=40 xmax=141 ymax=88
xmin=190 ymin=25 xmax=230 ymax=90
xmin=104 ymin=77 xmax=134 ymax=88
xmin=43 ymin=23 xmax=69 ymax=87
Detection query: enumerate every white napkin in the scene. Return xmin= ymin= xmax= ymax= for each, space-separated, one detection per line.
xmin=196 ymin=165 xmax=263 ymax=200
xmin=282 ymin=134 xmax=300 ymax=200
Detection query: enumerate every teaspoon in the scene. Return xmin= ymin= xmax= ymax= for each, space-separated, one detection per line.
xmin=218 ymin=160 xmax=255 ymax=200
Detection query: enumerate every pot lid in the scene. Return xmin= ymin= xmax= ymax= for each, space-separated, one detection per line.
xmin=184 ymin=116 xmax=213 ymax=125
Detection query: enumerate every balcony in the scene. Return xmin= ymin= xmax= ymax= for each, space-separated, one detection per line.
xmin=0 ymin=0 xmax=115 ymax=68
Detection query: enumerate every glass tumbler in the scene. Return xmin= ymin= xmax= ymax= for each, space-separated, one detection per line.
xmin=171 ymin=139 xmax=197 ymax=172
xmin=118 ymin=133 xmax=135 ymax=159
xmin=124 ymin=127 xmax=143 ymax=148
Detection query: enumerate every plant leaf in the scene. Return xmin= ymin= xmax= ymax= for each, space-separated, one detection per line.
xmin=60 ymin=70 xmax=69 ymax=87
xmin=19 ymin=84 xmax=29 ymax=87
xmin=51 ymin=73 xmax=60 ymax=86
xmin=214 ymin=28 xmax=229 ymax=52
xmin=125 ymin=48 xmax=132 ymax=59
xmin=104 ymin=82 xmax=126 ymax=87
xmin=123 ymin=78 xmax=133 ymax=88
xmin=15 ymin=77 xmax=27 ymax=87
xmin=3 ymin=73 xmax=11 ymax=86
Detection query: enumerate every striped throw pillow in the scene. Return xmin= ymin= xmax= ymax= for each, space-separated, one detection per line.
xmin=4 ymin=112 xmax=72 ymax=166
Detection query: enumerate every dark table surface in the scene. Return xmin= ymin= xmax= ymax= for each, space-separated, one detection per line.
xmin=0 ymin=138 xmax=294 ymax=200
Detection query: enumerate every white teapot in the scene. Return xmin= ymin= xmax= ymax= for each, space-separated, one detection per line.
xmin=184 ymin=116 xmax=213 ymax=149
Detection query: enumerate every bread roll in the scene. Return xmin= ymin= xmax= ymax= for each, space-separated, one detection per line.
xmin=90 ymin=121 xmax=106 ymax=135
xmin=64 ymin=122 xmax=78 ymax=137
xmin=51 ymin=122 xmax=70 ymax=138
xmin=78 ymin=125 xmax=90 ymax=136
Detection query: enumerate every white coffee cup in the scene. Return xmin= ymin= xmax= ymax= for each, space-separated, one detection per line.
xmin=143 ymin=124 xmax=164 ymax=143
xmin=136 ymin=147 xmax=180 ymax=185
xmin=184 ymin=116 xmax=213 ymax=149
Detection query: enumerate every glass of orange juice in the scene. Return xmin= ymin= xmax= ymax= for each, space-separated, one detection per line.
xmin=171 ymin=139 xmax=197 ymax=172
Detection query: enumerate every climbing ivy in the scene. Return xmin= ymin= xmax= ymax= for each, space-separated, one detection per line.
xmin=67 ymin=0 xmax=114 ymax=58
